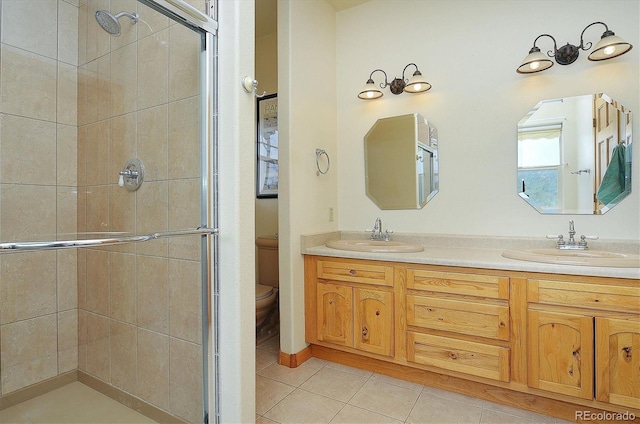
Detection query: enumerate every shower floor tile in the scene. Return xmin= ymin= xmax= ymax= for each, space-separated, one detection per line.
xmin=0 ymin=382 xmax=155 ymax=423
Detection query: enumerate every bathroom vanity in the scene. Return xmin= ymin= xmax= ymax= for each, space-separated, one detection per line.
xmin=302 ymin=234 xmax=640 ymax=421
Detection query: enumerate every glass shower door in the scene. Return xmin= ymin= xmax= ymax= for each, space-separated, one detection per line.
xmin=0 ymin=1 xmax=217 ymax=422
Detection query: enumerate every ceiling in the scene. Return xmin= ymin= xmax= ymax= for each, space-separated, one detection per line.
xmin=255 ymin=0 xmax=370 ymax=38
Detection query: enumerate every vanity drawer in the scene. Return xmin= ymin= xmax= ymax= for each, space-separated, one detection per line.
xmin=317 ymin=259 xmax=393 ymax=287
xmin=407 ymin=269 xmax=509 ymax=300
xmin=407 ymin=332 xmax=510 ymax=382
xmin=407 ymin=295 xmax=510 ymax=341
xmin=528 ymin=279 xmax=640 ymax=313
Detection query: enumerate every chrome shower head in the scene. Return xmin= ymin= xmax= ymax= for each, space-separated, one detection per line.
xmin=95 ymin=10 xmax=139 ymax=36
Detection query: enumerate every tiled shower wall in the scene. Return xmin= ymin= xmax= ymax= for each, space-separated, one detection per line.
xmin=1 ymin=0 xmax=206 ymax=422
xmin=76 ymin=0 xmax=204 ymax=422
xmin=0 ymin=0 xmax=80 ymax=396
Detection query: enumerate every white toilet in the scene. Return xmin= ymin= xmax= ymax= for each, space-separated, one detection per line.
xmin=256 ymin=236 xmax=279 ymax=342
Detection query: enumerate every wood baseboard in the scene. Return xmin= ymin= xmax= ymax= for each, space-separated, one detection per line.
xmin=278 ymin=345 xmax=312 ymax=368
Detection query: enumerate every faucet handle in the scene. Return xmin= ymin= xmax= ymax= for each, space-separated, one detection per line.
xmin=547 ymin=234 xmax=565 ymax=247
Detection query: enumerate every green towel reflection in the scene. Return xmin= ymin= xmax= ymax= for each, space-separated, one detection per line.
xmin=596 ymin=144 xmax=627 ymax=205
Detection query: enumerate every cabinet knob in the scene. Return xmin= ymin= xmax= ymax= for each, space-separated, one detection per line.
xmin=622 ymin=347 xmax=632 ymax=360
xmin=349 ymin=269 xmax=357 ymax=276
xmin=448 ymin=352 xmax=458 ymax=360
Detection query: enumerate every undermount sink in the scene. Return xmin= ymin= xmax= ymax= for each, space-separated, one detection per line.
xmin=502 ymin=248 xmax=640 ymax=268
xmin=326 ymin=239 xmax=424 ymax=253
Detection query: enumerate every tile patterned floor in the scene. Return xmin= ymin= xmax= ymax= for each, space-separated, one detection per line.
xmin=256 ymin=338 xmax=576 ymax=424
xmin=0 ymin=382 xmax=155 ymax=424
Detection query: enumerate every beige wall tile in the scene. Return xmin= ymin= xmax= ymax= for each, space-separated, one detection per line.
xmin=169 ymin=338 xmax=202 ymax=423
xmin=168 ymin=96 xmax=201 ymax=179
xmin=0 ymin=251 xmax=57 ymax=324
xmin=111 ymin=43 xmax=137 ymax=116
xmin=169 ymin=24 xmax=200 ymax=102
xmin=110 ymin=320 xmax=137 ymax=395
xmin=137 ymin=255 xmax=168 ymax=334
xmin=58 ymin=62 xmax=78 ymax=126
xmin=137 ymin=105 xmax=168 ymax=182
xmin=85 ymin=311 xmax=110 ymax=382
xmin=137 ymin=28 xmax=168 ymax=110
xmin=168 ymin=178 xmax=201 ymax=261
xmin=109 ymin=185 xmax=136 ymax=254
xmin=77 ymin=2 xmax=89 ymax=65
xmin=77 ymin=66 xmax=89 ymax=126
xmin=137 ymin=3 xmax=169 ymax=40
xmin=0 ymin=185 xmax=56 ymax=241
xmin=0 ymin=45 xmax=57 ymax=122
xmin=77 ymin=249 xmax=88 ymax=310
xmin=135 ymin=181 xmax=168 ymax=257
xmin=57 ymin=249 xmax=78 ymax=312
xmin=77 ymin=309 xmax=88 ymax=371
xmin=0 ymin=315 xmax=58 ymax=393
xmin=0 ymin=114 xmax=57 ymax=185
xmin=58 ymin=309 xmax=79 ymax=373
xmin=85 ymin=185 xmax=110 ymax=233
xmin=57 ymin=186 xmax=78 ymax=236
xmin=110 ymin=252 xmax=136 ymax=324
xmin=1 ymin=0 xmax=58 ymax=60
xmin=85 ymin=249 xmax=110 ymax=316
xmin=169 ymin=259 xmax=201 ymax=344
xmin=109 ymin=113 xmax=137 ymax=183
xmin=58 ymin=0 xmax=79 ymax=66
xmin=85 ymin=120 xmax=110 ymax=186
xmin=137 ymin=328 xmax=169 ymax=410
xmin=57 ymin=124 xmax=78 ymax=186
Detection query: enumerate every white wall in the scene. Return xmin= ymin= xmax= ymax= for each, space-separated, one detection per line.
xmin=217 ymin=0 xmax=256 ymax=421
xmin=336 ymin=0 xmax=639 ymax=240
xmin=278 ymin=0 xmax=339 ymax=354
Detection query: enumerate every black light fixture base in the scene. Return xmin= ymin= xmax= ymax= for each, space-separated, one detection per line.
xmin=389 ymin=78 xmax=405 ymax=95
xmin=555 ymin=43 xmax=580 ymax=65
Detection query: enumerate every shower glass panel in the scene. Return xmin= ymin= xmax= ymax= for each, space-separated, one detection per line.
xmin=0 ymin=1 xmax=216 ymax=423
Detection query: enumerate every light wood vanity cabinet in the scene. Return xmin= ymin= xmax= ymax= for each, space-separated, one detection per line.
xmin=310 ymin=258 xmax=394 ymax=357
xmin=405 ymin=269 xmax=511 ymax=382
xmin=304 ymin=254 xmax=640 ymax=416
xmin=526 ymin=278 xmax=640 ymax=409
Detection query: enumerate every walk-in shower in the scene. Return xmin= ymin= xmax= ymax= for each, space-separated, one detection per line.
xmin=0 ymin=0 xmax=218 ymax=422
xmin=95 ymin=10 xmax=139 ymax=36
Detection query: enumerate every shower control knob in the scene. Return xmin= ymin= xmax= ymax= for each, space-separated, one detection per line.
xmin=118 ymin=158 xmax=144 ymax=191
xmin=118 ymin=174 xmax=125 ymax=187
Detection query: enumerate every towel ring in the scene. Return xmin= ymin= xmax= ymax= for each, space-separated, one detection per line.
xmin=315 ymin=149 xmax=330 ymax=175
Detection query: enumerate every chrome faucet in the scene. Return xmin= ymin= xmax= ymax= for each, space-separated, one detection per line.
xmin=547 ymin=220 xmax=598 ymax=250
xmin=367 ymin=217 xmax=393 ymax=241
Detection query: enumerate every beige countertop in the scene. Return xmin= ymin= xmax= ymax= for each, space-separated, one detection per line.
xmin=301 ymin=231 xmax=640 ymax=280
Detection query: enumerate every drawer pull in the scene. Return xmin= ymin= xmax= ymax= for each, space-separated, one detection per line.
xmin=622 ymin=347 xmax=632 ymax=360
xmin=448 ymin=352 xmax=458 ymax=360
xmin=376 ymin=310 xmax=380 ymax=316
xmin=349 ymin=269 xmax=357 ymax=276
xmin=362 ymin=326 xmax=369 ymax=339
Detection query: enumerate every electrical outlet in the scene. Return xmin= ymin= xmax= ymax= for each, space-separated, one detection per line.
xmin=328 ymin=207 xmax=334 ymax=222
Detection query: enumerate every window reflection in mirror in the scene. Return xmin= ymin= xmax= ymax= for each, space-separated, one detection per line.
xmin=517 ymin=94 xmax=632 ymax=214
xmin=365 ymin=113 xmax=439 ymax=210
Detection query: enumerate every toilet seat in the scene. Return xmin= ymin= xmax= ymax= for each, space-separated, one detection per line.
xmin=256 ymin=284 xmax=274 ymax=301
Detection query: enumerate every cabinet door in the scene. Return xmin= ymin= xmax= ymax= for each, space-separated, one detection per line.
xmin=528 ymin=309 xmax=593 ymax=399
xmin=596 ymin=317 xmax=640 ymax=409
xmin=316 ymin=283 xmax=353 ymax=347
xmin=354 ymin=288 xmax=393 ymax=357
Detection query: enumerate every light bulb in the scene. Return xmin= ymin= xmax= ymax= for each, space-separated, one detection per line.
xmin=366 ymin=91 xmax=374 ymax=99
xmin=603 ymin=45 xmax=616 ymax=55
xmin=530 ymin=61 xmax=540 ymax=70
xmin=413 ymin=83 xmax=422 ymax=91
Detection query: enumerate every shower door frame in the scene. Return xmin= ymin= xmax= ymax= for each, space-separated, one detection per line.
xmin=140 ymin=1 xmax=220 ymax=422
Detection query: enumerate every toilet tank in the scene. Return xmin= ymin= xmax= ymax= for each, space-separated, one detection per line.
xmin=256 ymin=236 xmax=279 ymax=287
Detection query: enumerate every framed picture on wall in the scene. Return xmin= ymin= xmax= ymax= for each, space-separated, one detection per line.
xmin=257 ymin=94 xmax=278 ymax=198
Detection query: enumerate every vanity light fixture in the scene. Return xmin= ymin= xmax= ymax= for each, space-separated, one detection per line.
xmin=358 ymin=63 xmax=431 ymax=100
xmin=516 ymin=21 xmax=633 ymax=74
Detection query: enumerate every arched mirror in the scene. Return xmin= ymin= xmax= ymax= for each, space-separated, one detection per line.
xmin=364 ymin=113 xmax=439 ymax=209
xmin=517 ymin=93 xmax=632 ymax=214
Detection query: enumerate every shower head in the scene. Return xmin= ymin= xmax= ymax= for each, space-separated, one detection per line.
xmin=95 ymin=10 xmax=139 ymax=36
